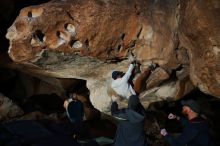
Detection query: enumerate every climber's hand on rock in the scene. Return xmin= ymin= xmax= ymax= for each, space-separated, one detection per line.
xmin=128 ymin=54 xmax=136 ymax=64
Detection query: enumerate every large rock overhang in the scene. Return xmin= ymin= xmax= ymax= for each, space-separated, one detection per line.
xmin=5 ymin=0 xmax=220 ymax=111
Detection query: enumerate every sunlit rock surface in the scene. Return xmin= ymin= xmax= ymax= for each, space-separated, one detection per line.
xmin=5 ymin=0 xmax=220 ymax=111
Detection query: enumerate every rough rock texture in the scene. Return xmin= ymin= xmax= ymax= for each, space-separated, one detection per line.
xmin=179 ymin=0 xmax=220 ymax=97
xmin=146 ymin=67 xmax=171 ymax=89
xmin=5 ymin=0 xmax=220 ymax=111
xmin=0 ymin=93 xmax=24 ymax=121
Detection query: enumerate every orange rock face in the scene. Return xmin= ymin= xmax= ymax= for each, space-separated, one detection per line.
xmin=5 ymin=0 xmax=220 ymax=102
xmin=6 ymin=0 xmax=144 ymax=62
xmin=179 ymin=0 xmax=220 ymax=97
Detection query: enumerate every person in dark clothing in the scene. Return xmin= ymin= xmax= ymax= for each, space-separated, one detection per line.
xmin=63 ymin=92 xmax=84 ymax=138
xmin=111 ymin=95 xmax=147 ymax=146
xmin=63 ymin=92 xmax=84 ymax=124
xmin=160 ymin=99 xmax=214 ymax=146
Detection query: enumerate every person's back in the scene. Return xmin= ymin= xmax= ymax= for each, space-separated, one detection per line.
xmin=66 ymin=99 xmax=84 ymax=124
xmin=114 ymin=109 xmax=146 ymax=146
xmin=111 ymin=95 xmax=147 ymax=146
xmin=187 ymin=117 xmax=212 ymax=146
xmin=111 ymin=79 xmax=135 ymax=99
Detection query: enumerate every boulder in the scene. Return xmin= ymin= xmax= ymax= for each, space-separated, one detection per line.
xmin=5 ymin=0 xmax=181 ymax=112
xmin=179 ymin=0 xmax=220 ymax=97
xmin=5 ymin=0 xmax=220 ymax=111
xmin=146 ymin=67 xmax=171 ymax=89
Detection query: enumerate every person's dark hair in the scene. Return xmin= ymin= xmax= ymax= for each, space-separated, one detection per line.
xmin=112 ymin=71 xmax=124 ymax=80
xmin=181 ymin=99 xmax=200 ymax=114
xmin=128 ymin=95 xmax=146 ymax=115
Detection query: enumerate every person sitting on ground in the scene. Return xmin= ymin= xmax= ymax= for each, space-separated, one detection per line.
xmin=111 ymin=56 xmax=157 ymax=99
xmin=160 ymin=99 xmax=215 ymax=146
xmin=63 ymin=92 xmax=84 ymax=124
xmin=111 ymin=95 xmax=148 ymax=146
